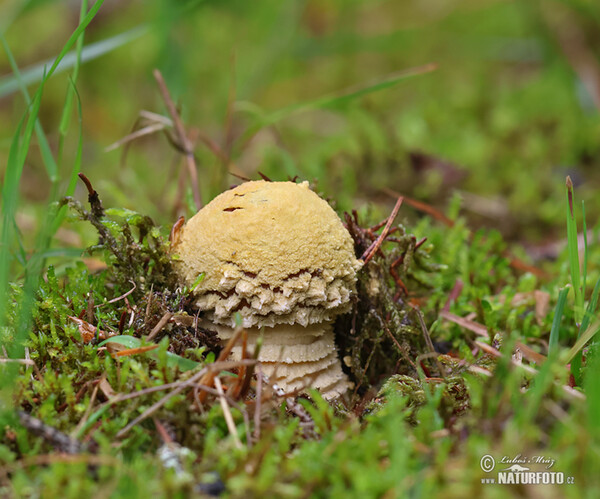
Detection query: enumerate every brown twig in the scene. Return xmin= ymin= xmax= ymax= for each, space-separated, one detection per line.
xmin=153 ymin=69 xmax=202 ymax=210
xmin=18 ymin=411 xmax=85 ymax=454
xmin=214 ymin=376 xmax=243 ymax=450
xmin=146 ymin=311 xmax=174 ymax=342
xmin=439 ymin=310 xmax=489 ymax=338
xmin=78 ymin=173 xmax=104 ymax=219
xmin=254 ymin=366 xmax=263 ymax=442
xmin=360 ymin=196 xmax=404 ymax=264
xmin=196 ymin=327 xmax=245 ymax=403
xmin=73 ymin=377 xmax=101 ymax=437
xmin=95 ymin=280 xmax=137 ymax=309
xmin=414 ymin=307 xmax=447 ymax=378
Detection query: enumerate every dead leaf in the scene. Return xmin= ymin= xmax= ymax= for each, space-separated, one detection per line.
xmin=69 ymin=316 xmax=114 ymax=343
xmin=439 ymin=311 xmax=488 ymax=337
xmin=112 ymin=345 xmax=159 ymax=358
xmin=98 ymin=376 xmax=117 ymax=399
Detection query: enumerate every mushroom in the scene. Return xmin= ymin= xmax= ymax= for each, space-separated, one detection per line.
xmin=172 ymin=180 xmax=362 ymax=399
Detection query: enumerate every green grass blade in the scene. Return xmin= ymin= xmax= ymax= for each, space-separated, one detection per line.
xmin=0 ymin=33 xmax=58 ymax=182
xmin=33 ymin=0 xmax=103 ymax=81
xmin=266 ymin=63 xmax=437 ymax=124
xmin=565 ymin=176 xmax=583 ymax=324
xmin=582 ymin=200 xmax=588 ymax=304
xmin=584 ymin=343 xmax=600 ymax=440
xmin=0 ymin=82 xmax=45 ymax=343
xmin=235 ymin=63 xmax=436 ymax=151
xmin=0 ymin=23 xmax=146 ymax=98
xmin=565 ymin=319 xmax=600 ymax=365
xmin=571 ymin=277 xmax=600 ymax=384
xmin=549 ymin=286 xmax=569 ymax=354
xmin=58 ymin=0 xmax=88 ymax=139
xmin=0 ymin=115 xmax=26 ymax=327
xmin=581 ymin=278 xmax=600 ymax=335
xmin=51 ymin=79 xmax=84 ymax=235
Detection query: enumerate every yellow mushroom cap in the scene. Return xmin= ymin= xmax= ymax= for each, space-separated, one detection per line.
xmin=173 ymin=180 xmax=362 ymax=328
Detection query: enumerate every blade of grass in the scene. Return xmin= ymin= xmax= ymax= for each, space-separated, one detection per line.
xmin=0 ymin=114 xmax=27 ymax=328
xmin=268 ymin=63 xmax=436 ymax=123
xmin=519 ymin=349 xmax=555 ymax=426
xmin=584 ymin=342 xmax=600 ymax=439
xmin=236 ymin=63 xmax=437 ymax=151
xmin=549 ymin=286 xmax=569 ymax=354
xmin=565 ymin=319 xmax=600 ymax=365
xmin=14 ymin=79 xmax=84 ymax=359
xmin=0 ymin=23 xmax=145 ymax=98
xmin=571 ymin=277 xmax=600 ymax=384
xmin=582 ymin=200 xmax=588 ymax=306
xmin=565 ymin=176 xmax=583 ymax=324
xmin=51 ymin=79 xmax=84 ymax=235
xmin=58 ymin=0 xmax=88 ymax=157
xmin=2 ymin=89 xmax=47 ymax=358
xmin=0 ymin=33 xmax=58 ymax=183
xmin=581 ymin=278 xmax=600 ymax=335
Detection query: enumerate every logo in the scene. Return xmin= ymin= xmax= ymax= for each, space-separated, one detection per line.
xmin=479 ymin=454 xmax=575 ymax=485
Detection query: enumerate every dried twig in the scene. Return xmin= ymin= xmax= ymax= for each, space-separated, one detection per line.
xmin=414 ymin=307 xmax=447 ymax=378
xmin=146 ymin=311 xmax=174 ymax=342
xmin=113 ymin=359 xmax=257 ymax=438
xmin=115 ymin=367 xmax=208 ymax=439
xmin=439 ymin=310 xmax=489 ymax=338
xmin=18 ymin=411 xmax=85 ymax=454
xmin=73 ymin=377 xmax=101 ymax=437
xmin=360 ymin=196 xmax=403 ymax=264
xmin=196 ymin=327 xmax=245 ymax=403
xmin=254 ymin=366 xmax=263 ymax=441
xmin=78 ymin=173 xmax=104 ymax=219
xmin=95 ymin=280 xmax=137 ymax=309
xmin=105 ymin=122 xmax=168 ymax=152
xmin=153 ymin=69 xmax=202 ymax=210
xmin=214 ymin=376 xmax=243 ymax=450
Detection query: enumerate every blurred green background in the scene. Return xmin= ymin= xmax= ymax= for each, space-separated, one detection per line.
xmin=2 ymin=0 xmax=599 ymax=246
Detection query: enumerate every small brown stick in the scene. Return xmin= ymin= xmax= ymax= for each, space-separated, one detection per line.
xmin=360 ymin=196 xmax=403 ymax=264
xmin=442 ymin=279 xmax=464 ymax=313
xmin=18 ymin=412 xmax=84 ymax=455
xmin=105 ymin=122 xmax=167 ymax=152
xmin=115 ymin=367 xmax=209 ymax=439
xmin=86 ymin=291 xmax=95 ymax=325
xmin=381 ymin=323 xmax=417 ymax=372
xmin=214 ymin=376 xmax=243 ymax=450
xmin=196 ymin=327 xmax=245 ymax=403
xmin=382 ymin=188 xmax=455 ymax=227
xmin=144 ymin=286 xmax=154 ymax=323
xmin=440 ymin=310 xmax=489 ymax=338
xmin=0 ymin=358 xmax=42 ymax=380
xmin=146 ymin=311 xmax=174 ymax=341
xmin=153 ymin=69 xmax=202 ymax=210
xmin=389 ymin=263 xmax=409 ymax=297
xmin=92 ymin=359 xmax=257 ymax=440
xmin=78 ymin=173 xmax=104 ymax=218
xmin=154 ymin=418 xmax=174 ymax=444
xmin=253 ymin=366 xmax=263 ymax=442
xmin=73 ymin=377 xmax=101 ymax=437
xmin=96 ymin=280 xmax=137 ymax=309
xmin=414 ymin=307 xmax=447 ymax=378
xmin=3 ymin=454 xmax=117 ymax=473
